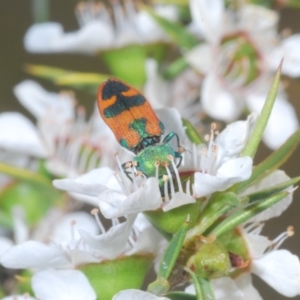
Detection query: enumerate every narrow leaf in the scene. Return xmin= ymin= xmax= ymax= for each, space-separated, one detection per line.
xmin=147 ymin=218 xmax=190 ymax=295
xmin=209 ymin=191 xmax=288 ymax=237
xmin=145 ymin=8 xmax=199 ymax=50
xmin=25 ymin=64 xmax=109 ymax=92
xmin=237 ymin=127 xmax=300 ymax=192
xmin=182 ymin=119 xmax=205 ymax=145
xmin=164 ymin=57 xmax=188 ymax=79
xmin=157 ymin=217 xmax=190 ymax=280
xmin=166 ymin=291 xmax=197 ymax=300
xmin=246 ymin=176 xmax=300 ymax=204
xmin=241 ymin=61 xmax=282 ymax=158
xmin=0 ymin=162 xmax=52 ymax=189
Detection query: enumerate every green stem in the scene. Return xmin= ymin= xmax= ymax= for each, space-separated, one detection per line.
xmin=187 ymin=269 xmax=216 ymax=300
xmin=0 ymin=162 xmax=52 ymax=188
xmin=183 ymin=192 xmax=239 ymax=250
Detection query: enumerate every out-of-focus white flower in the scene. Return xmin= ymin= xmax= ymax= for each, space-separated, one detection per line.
xmin=113 ymin=289 xmax=171 ymax=300
xmin=144 ymin=59 xmax=203 ymax=124
xmin=24 ymin=1 xmax=178 ymax=55
xmin=4 ymin=80 xmax=121 ymax=178
xmin=32 ymin=269 xmax=97 ymax=300
xmin=186 ymin=0 xmax=299 ymax=149
xmin=0 ymin=211 xmax=99 ymax=269
xmin=2 ymin=269 xmax=97 ymax=300
xmin=1 ymin=211 xmax=163 ymax=269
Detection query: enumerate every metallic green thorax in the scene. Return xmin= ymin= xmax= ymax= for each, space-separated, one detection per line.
xmin=133 ymin=143 xmax=176 ymax=179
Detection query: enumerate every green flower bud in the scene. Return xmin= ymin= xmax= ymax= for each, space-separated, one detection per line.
xmin=144 ymin=201 xmax=201 ymax=234
xmin=187 ymin=241 xmax=231 ymax=279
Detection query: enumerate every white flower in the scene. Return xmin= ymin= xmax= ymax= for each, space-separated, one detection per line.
xmin=53 ymin=166 xmax=163 ymax=217
xmin=0 ymin=211 xmax=99 ymax=269
xmin=186 ymin=0 xmax=299 ymax=149
xmin=113 ymin=289 xmax=170 ymax=300
xmin=24 ymin=1 xmax=178 ymax=54
xmin=8 ymin=80 xmax=120 ymax=177
xmin=32 ymin=269 xmax=96 ymax=300
xmin=183 ymin=113 xmax=256 ymax=198
xmin=54 ymin=109 xmax=256 ymax=216
xmin=1 ymin=211 xmax=163 ymax=269
xmin=144 ymin=59 xmax=203 ymax=123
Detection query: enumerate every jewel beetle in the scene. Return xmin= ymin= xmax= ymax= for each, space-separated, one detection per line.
xmin=97 ymin=78 xmax=183 ymax=191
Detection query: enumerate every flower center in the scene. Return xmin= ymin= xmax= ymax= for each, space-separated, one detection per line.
xmin=218 ymin=32 xmax=261 ymax=87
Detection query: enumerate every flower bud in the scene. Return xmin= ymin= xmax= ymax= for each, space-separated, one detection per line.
xmin=187 ymin=241 xmax=231 ymax=279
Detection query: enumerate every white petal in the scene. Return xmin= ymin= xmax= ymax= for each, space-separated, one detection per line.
xmin=252 ymin=250 xmax=300 ymax=297
xmin=268 ymin=34 xmax=300 ymax=77
xmin=0 ymin=237 xmax=14 ymax=257
xmin=155 ymin=108 xmax=187 ymax=142
xmin=79 ymin=215 xmax=136 ymax=259
xmin=163 ymin=192 xmax=196 ymax=211
xmin=98 ymin=178 xmax=162 ymax=218
xmin=2 ymin=296 xmax=36 ymax=300
xmin=242 ymin=229 xmax=270 ymax=259
xmin=14 ymin=80 xmax=74 ymax=121
xmin=189 ymin=0 xmax=223 ymax=44
xmin=0 ymin=241 xmax=70 ymax=269
xmin=24 ymin=21 xmax=114 ymax=54
xmin=113 ymin=289 xmax=170 ymax=300
xmin=234 ymin=274 xmax=263 ymax=300
xmin=126 ymin=226 xmax=164 ymax=256
xmin=12 ymin=206 xmax=29 ymax=244
xmin=32 ymin=269 xmax=96 ymax=300
xmin=0 ymin=112 xmax=47 ymax=157
xmin=53 ymin=167 xmax=119 ymax=196
xmin=194 ymin=157 xmax=252 ymax=197
xmin=241 ymin=170 xmax=293 ymax=222
xmin=216 ymin=113 xmax=257 ymax=167
xmin=49 ymin=212 xmax=98 ymax=244
xmin=246 ymin=92 xmax=298 ymax=149
xmin=144 ymin=59 xmax=169 ymax=109
xmin=201 ymin=73 xmax=244 ymax=122
xmin=240 ymin=4 xmax=278 ymax=33
xmin=211 ymin=277 xmax=246 ymax=300
xmin=185 ymin=44 xmax=213 ymax=74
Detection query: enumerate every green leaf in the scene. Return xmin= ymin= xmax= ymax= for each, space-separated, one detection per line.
xmin=166 ymin=292 xmax=197 ymax=300
xmin=146 ymin=8 xmax=199 ymax=50
xmin=81 ymin=255 xmax=153 ymax=300
xmin=158 ymin=217 xmax=189 ymax=279
xmin=0 ymin=162 xmax=52 ymax=189
xmin=241 ymin=61 xmax=282 ymax=158
xmin=184 ymin=192 xmax=239 ymax=249
xmin=245 ymin=176 xmax=300 ymax=204
xmin=25 ymin=64 xmax=109 ymax=93
xmin=148 ymin=217 xmax=190 ymax=295
xmin=182 ymin=118 xmax=205 ymax=145
xmin=208 ymin=191 xmax=288 ymax=237
xmin=164 ymin=57 xmax=188 ymax=79
xmin=236 ymin=127 xmax=300 ymax=192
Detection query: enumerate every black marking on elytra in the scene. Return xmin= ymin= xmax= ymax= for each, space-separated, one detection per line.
xmin=102 ymin=80 xmax=146 ymax=118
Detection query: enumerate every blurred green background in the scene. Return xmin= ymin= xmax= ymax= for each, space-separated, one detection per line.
xmin=0 ymin=1 xmax=299 ymax=299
